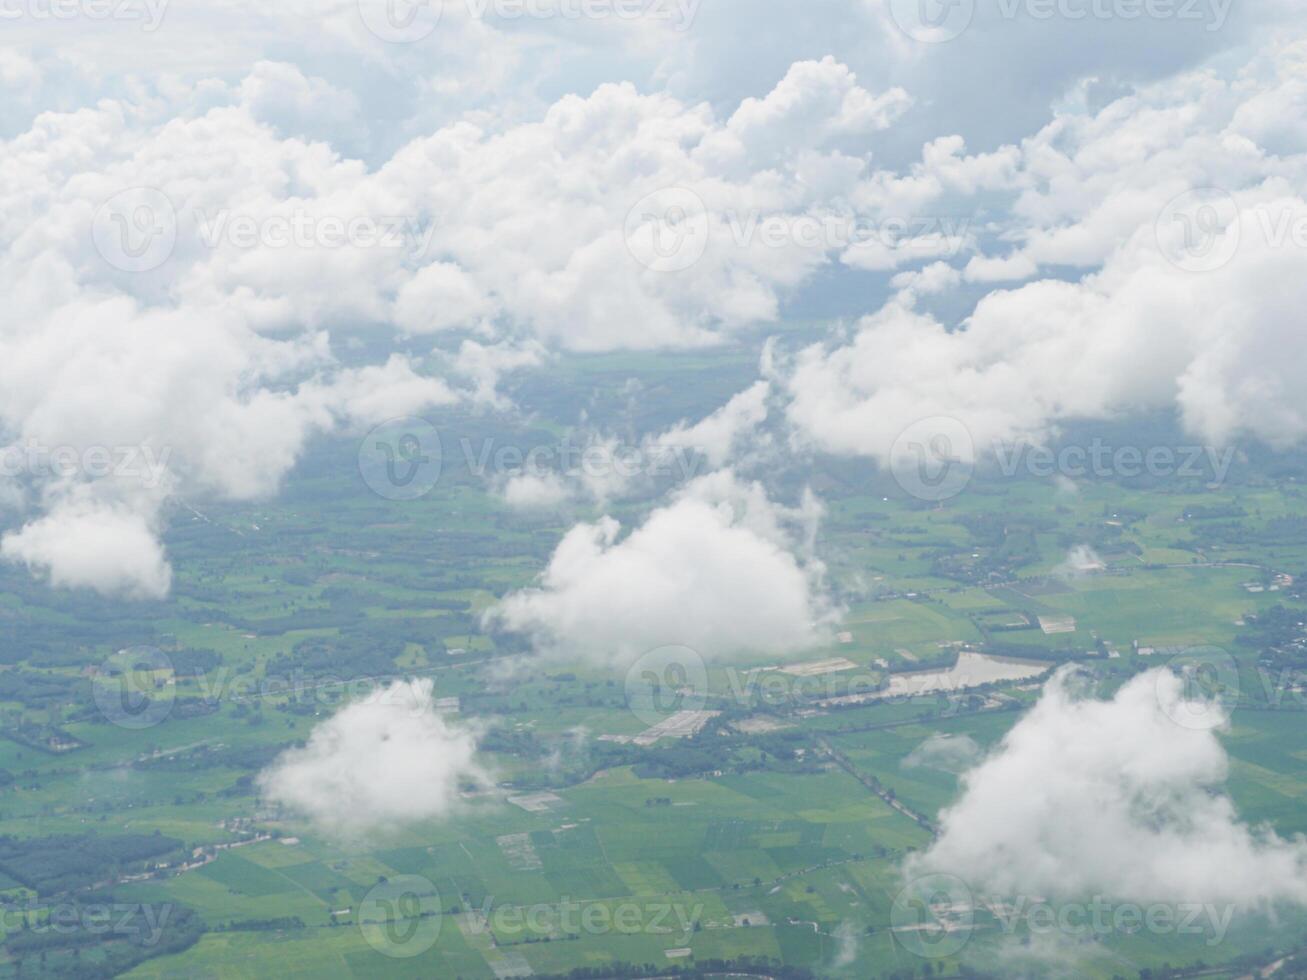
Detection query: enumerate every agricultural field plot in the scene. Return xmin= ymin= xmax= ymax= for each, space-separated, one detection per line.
xmin=1 ymin=362 xmax=1307 ymax=979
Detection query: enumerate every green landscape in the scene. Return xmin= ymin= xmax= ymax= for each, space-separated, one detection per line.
xmin=1 ymin=345 xmax=1306 ymax=979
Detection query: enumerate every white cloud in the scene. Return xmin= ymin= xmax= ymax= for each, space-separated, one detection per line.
xmin=1056 ymin=544 xmax=1105 ymax=578
xmin=648 ymin=380 xmax=771 ymax=469
xmin=902 ymin=734 xmax=981 ymax=773
xmin=316 ymin=354 xmax=461 ymax=427
xmin=698 ymin=56 xmax=909 ymax=171
xmin=5 ymin=9 xmax=1306 ymax=600
xmin=889 ymin=260 xmax=962 ymax=298
xmin=1 ymin=495 xmax=172 ymax=600
xmin=781 ymin=185 xmax=1307 ymax=461
xmin=394 ymin=261 xmax=495 ymax=335
xmin=498 ymin=470 xmax=575 ymax=511
xmin=486 ymin=471 xmax=834 ymax=663
xmin=258 ymin=679 xmax=490 ymax=838
xmin=493 ymin=383 xmax=768 ymax=510
xmin=0 ymin=54 xmax=922 ymax=595
xmin=449 ymin=339 xmax=548 ymax=409
xmin=909 ymin=668 xmax=1307 ymax=908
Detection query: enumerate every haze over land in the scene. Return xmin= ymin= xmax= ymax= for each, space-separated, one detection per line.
xmin=3 ymin=1 xmax=1307 ymax=978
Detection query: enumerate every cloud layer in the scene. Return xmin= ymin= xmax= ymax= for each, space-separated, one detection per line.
xmin=487 ymin=471 xmax=834 ymax=663
xmin=779 ymin=43 xmax=1307 ymax=464
xmin=258 ymin=679 xmax=490 ymax=837
xmin=909 ymin=668 xmax=1307 ymax=908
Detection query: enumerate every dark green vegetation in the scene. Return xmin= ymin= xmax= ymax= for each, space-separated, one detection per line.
xmin=2 ymin=343 xmax=1307 ymax=977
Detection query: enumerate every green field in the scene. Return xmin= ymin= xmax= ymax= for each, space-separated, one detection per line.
xmin=1 ymin=355 xmax=1307 ymax=979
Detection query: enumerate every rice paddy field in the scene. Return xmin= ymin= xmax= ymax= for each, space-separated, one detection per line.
xmin=2 ymin=354 xmax=1307 ymax=979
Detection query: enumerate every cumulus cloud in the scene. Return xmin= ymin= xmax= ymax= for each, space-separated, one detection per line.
xmin=902 ymin=734 xmax=981 ymax=773
xmin=316 ymin=354 xmax=461 ymax=427
xmin=1055 ymin=544 xmax=1106 ymax=578
xmin=448 ymin=339 xmax=548 ymax=409
xmin=486 ymin=471 xmax=834 ymax=663
xmin=6 ymin=7 xmax=1305 ymax=601
xmin=909 ymin=668 xmax=1307 ymax=908
xmin=493 ymin=383 xmax=768 ymax=511
xmin=0 ymin=53 xmax=919 ymax=595
xmin=258 ymin=679 xmax=490 ymax=838
xmin=777 ymin=45 xmax=1307 ymax=463
xmin=1 ymin=496 xmax=172 ymax=600
xmin=649 ymin=380 xmax=772 ymax=469
xmin=498 ymin=470 xmax=575 ymax=512
xmin=781 ymin=195 xmax=1307 ymax=462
